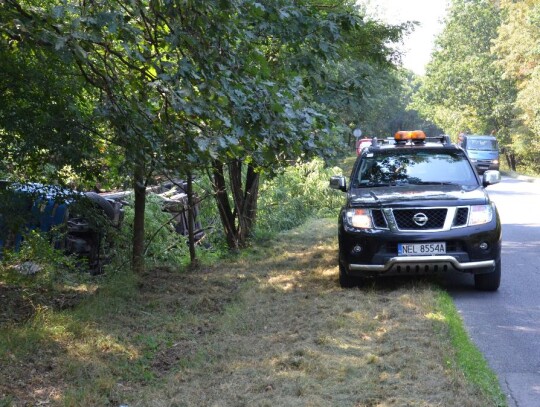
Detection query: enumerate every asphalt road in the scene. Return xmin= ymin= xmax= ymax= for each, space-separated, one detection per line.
xmin=447 ymin=176 xmax=540 ymax=407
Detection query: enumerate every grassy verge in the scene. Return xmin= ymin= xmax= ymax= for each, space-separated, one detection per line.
xmin=1 ymin=216 xmax=506 ymax=406
xmin=432 ymin=292 xmax=507 ymax=406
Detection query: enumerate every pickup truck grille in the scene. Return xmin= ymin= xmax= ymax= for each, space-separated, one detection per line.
xmin=374 ymin=207 xmax=470 ymax=232
xmin=372 ymin=209 xmax=388 ymax=228
xmin=393 ymin=208 xmax=447 ymax=230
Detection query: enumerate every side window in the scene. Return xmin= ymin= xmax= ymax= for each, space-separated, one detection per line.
xmin=356 ymin=157 xmax=388 ymax=185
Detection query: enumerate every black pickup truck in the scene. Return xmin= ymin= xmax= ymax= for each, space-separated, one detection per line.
xmin=330 ymin=131 xmax=502 ymax=291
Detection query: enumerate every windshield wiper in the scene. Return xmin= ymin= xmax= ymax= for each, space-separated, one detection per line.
xmin=357 ymin=182 xmax=391 ymax=187
xmin=411 ymin=181 xmax=456 ymax=185
xmin=389 ymin=180 xmax=409 ymax=186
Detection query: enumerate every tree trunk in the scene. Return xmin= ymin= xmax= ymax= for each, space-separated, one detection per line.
xmin=510 ymin=154 xmax=517 ymax=171
xmin=211 ymin=159 xmax=261 ymax=251
xmin=186 ymin=172 xmax=197 ymax=266
xmin=228 ymin=160 xmax=260 ymax=247
xmin=132 ymin=163 xmax=146 ymax=274
xmin=212 ymin=159 xmax=238 ymax=250
xmin=240 ymin=162 xmax=259 ymax=242
xmin=504 ymin=150 xmax=517 ymax=171
xmin=228 ymin=159 xmax=245 ymax=240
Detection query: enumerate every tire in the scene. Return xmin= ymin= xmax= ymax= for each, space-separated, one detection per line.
xmin=339 ymin=260 xmax=357 ymax=288
xmin=83 ymin=192 xmax=118 ymax=273
xmin=474 ymin=259 xmax=501 ymax=291
xmin=85 ymin=192 xmax=116 ymax=221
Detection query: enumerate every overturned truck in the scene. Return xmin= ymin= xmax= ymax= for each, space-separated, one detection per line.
xmin=0 ymin=180 xmax=202 ymax=273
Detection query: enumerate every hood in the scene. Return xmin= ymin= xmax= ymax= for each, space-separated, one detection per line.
xmin=348 ymin=184 xmax=489 ymax=207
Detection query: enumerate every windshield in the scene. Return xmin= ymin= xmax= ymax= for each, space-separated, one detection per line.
xmin=467 ymin=138 xmax=498 ymax=151
xmin=352 ymin=149 xmax=478 ymax=187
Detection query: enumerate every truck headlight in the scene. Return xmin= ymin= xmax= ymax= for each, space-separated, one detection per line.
xmin=469 ymin=205 xmax=493 ymax=225
xmin=346 ymin=208 xmax=373 ymax=229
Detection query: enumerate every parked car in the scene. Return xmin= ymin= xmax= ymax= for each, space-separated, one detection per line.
xmin=355 ymin=138 xmax=372 ymax=155
xmin=330 ymin=130 xmax=502 ymax=291
xmin=457 ymin=134 xmax=499 ymax=174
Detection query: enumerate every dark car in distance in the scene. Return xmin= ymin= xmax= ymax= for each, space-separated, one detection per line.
xmin=330 ymin=131 xmax=502 ymax=291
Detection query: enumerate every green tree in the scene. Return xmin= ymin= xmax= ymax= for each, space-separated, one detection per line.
xmin=493 ymin=0 xmax=540 ymax=172
xmin=295 ymin=6 xmax=408 ymax=149
xmin=1 ymin=0 xmax=243 ymax=270
xmin=412 ymin=0 xmax=516 ymax=155
xmin=358 ymin=69 xmax=442 ymax=139
xmin=0 ymin=0 xmax=405 ymax=268
xmin=0 ymin=26 xmax=100 ymax=184
xmin=203 ymin=1 xmax=405 ymax=249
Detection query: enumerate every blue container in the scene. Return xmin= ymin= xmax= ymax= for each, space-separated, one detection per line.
xmin=0 ymin=183 xmax=72 ymax=253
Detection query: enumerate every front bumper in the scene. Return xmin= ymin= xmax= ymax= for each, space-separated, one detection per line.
xmin=474 ymin=160 xmax=499 ymax=174
xmin=339 ymin=217 xmax=501 ymax=278
xmin=348 ymin=256 xmax=495 ymax=275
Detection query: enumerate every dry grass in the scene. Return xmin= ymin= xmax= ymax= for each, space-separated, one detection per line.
xmin=1 ymin=218 xmax=497 ymax=406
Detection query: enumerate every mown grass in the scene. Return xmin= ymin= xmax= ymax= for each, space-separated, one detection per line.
xmin=1 ymin=216 xmax=506 ymax=407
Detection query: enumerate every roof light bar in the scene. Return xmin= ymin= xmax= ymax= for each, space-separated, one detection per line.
xmin=394 ymin=130 xmax=426 ymax=142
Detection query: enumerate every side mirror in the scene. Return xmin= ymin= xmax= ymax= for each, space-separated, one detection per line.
xmin=483 ymin=170 xmax=501 ymax=187
xmin=329 ymin=175 xmax=347 ymax=192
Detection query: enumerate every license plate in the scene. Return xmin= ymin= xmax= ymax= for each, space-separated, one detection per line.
xmin=398 ymin=242 xmax=446 ymax=256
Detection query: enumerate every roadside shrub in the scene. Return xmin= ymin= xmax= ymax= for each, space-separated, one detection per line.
xmin=2 ymin=156 xmax=354 ymax=272
xmin=113 ymin=194 xmax=190 ymax=270
xmin=256 ymin=158 xmax=344 ymax=235
xmin=0 ymin=229 xmax=82 ymax=289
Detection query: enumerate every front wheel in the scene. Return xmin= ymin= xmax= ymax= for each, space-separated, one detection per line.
xmin=474 ymin=260 xmax=501 ymax=291
xmin=339 ymin=261 xmax=358 ymax=288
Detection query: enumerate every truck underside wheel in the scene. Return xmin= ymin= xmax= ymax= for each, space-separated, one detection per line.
xmin=80 ymin=192 xmax=118 ymax=274
xmin=84 ymin=192 xmax=116 ymax=221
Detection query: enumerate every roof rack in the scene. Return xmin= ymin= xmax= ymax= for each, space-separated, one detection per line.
xmin=370 ymin=133 xmax=453 ymax=149
xmin=371 ymin=137 xmax=394 ymax=148
xmin=425 ymin=134 xmax=452 ymax=145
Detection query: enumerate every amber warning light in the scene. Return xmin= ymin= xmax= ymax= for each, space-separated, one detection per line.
xmin=394 ymin=130 xmax=426 ymax=141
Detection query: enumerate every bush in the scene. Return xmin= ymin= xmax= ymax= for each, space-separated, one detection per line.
xmin=0 ymin=229 xmax=83 ymax=290
xmin=113 ymin=194 xmax=191 ymax=270
xmin=256 ymin=158 xmax=344 ymax=235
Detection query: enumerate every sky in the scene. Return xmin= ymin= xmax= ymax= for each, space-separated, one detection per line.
xmin=360 ymin=0 xmax=450 ymax=75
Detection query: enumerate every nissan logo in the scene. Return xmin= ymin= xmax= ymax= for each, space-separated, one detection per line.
xmin=413 ymin=212 xmax=428 ymax=226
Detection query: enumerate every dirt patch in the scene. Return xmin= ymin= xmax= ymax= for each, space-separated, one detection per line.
xmin=0 ymin=282 xmax=87 ymax=327
xmin=0 ymin=283 xmax=35 ymax=324
xmin=137 ymin=266 xmax=242 ymax=316
xmin=150 ymin=341 xmax=197 ymax=377
xmin=0 ymin=280 xmax=92 ymax=406
xmin=0 ymin=344 xmax=67 ymax=407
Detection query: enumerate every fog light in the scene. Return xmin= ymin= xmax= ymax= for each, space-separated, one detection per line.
xmin=479 ymin=242 xmax=489 ymax=250
xmin=352 ymin=245 xmax=363 ymax=254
